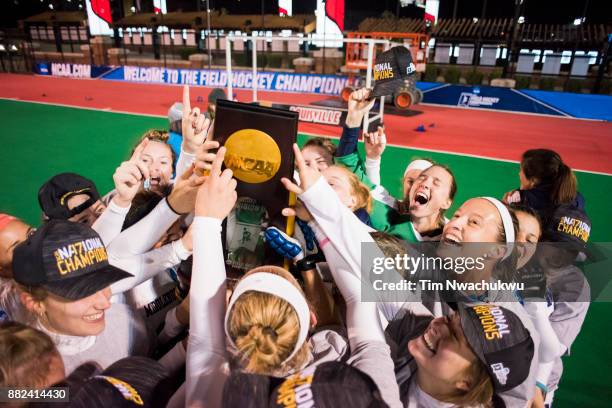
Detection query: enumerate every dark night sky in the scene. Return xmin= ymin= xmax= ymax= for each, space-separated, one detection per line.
xmin=3 ymin=0 xmax=611 ymax=29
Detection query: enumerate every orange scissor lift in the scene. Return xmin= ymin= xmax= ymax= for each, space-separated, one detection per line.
xmin=342 ymin=31 xmax=429 ymax=110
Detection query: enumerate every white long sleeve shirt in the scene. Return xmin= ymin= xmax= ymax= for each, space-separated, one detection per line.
xmin=185 ymin=210 xmax=400 ymax=407
xmin=174 ymin=147 xmax=196 ymax=182
xmin=300 ymin=177 xmax=431 ymax=325
xmin=186 ymin=217 xmax=229 ymax=408
xmin=109 ymin=239 xmax=191 ymax=348
xmin=365 ymin=157 xmax=382 ymax=186
xmin=91 ymin=199 xmax=131 ymax=246
xmin=523 ymin=301 xmax=565 ymax=391
xmin=106 ymin=198 xmax=180 ymax=259
xmin=311 ymin=223 xmax=402 ymax=408
xmin=109 ymin=239 xmax=190 ymax=295
xmin=299 ymin=176 xmax=413 ymax=408
xmin=299 ymin=177 xmax=540 ymax=407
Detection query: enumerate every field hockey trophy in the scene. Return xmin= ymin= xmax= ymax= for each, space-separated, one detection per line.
xmin=212 ymin=99 xmax=299 ymax=274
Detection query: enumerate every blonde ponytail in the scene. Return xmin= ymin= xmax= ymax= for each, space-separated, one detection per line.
xmin=226 ymin=267 xmax=311 ymax=376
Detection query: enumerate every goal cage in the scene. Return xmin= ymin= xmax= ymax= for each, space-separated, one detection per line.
xmin=222 ymin=34 xmax=395 ymax=133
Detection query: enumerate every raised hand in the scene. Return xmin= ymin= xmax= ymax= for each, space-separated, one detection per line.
xmin=281 ymin=200 xmax=312 ymax=222
xmin=194 ymin=139 xmax=220 ymax=176
xmin=112 ymin=138 xmax=150 ymax=207
xmin=195 ymin=147 xmax=238 ymax=220
xmin=502 ymin=190 xmax=521 ymax=204
xmin=281 ymin=144 xmax=322 ymax=196
xmin=364 ymin=125 xmax=386 ymax=160
xmin=345 ymin=88 xmax=376 ymax=128
xmin=182 ymin=85 xmax=212 ymax=154
xmin=167 ymin=165 xmax=207 ymax=215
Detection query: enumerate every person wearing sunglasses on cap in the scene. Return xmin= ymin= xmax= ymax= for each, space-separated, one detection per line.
xmin=33 ymin=93 xmax=215 ymax=353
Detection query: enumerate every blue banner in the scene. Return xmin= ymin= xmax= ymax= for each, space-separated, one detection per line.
xmin=421 ymin=84 xmax=567 ymax=117
xmin=521 ymin=90 xmax=612 ymax=121
xmin=33 ymin=62 xmax=612 ymax=121
xmin=101 ymin=66 xmax=350 ymax=96
xmin=415 ymin=81 xmax=443 ymax=92
xmin=35 ymin=62 xmax=112 ymax=79
xmin=34 ymin=62 xmax=50 ymax=75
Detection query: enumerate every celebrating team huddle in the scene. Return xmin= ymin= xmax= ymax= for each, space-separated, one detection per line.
xmin=0 ymin=83 xmax=591 ymax=408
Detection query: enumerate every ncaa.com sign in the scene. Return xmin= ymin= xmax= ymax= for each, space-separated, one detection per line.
xmin=50 ymin=63 xmax=91 ymax=79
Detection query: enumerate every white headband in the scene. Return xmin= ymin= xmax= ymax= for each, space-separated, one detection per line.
xmin=481 ymin=197 xmax=515 ymax=260
xmin=224 ymin=272 xmax=310 ymax=364
xmin=404 ymin=159 xmax=433 ymax=177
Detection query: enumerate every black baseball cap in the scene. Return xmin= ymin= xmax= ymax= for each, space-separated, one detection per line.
xmin=543 ymin=205 xmax=591 ymax=250
xmin=222 ymin=361 xmax=388 ymax=408
xmin=38 ymin=173 xmax=101 ymax=220
xmin=370 ymin=46 xmax=416 ymax=98
xmin=65 ymin=357 xmax=173 ymax=408
xmin=12 ymin=220 xmax=132 ymax=300
xmin=459 ymin=304 xmax=534 ymax=393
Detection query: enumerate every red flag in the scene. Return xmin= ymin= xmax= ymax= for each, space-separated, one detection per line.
xmin=90 ymin=0 xmax=112 ymax=24
xmin=325 ymin=0 xmax=345 ymax=32
xmin=153 ymin=0 xmax=163 ymax=14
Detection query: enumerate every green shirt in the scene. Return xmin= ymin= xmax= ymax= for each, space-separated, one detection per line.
xmin=336 ymin=151 xmax=418 ymax=243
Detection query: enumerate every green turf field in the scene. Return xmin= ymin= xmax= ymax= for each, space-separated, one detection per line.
xmin=1 ymin=99 xmax=611 ymax=406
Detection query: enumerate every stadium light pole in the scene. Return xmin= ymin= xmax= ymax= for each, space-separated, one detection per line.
xmin=593 ymin=34 xmax=611 ymax=93
xmin=502 ymin=0 xmax=524 ymax=78
xmin=473 ymin=0 xmax=487 ymax=66
xmin=206 ymin=0 xmax=212 ymax=70
xmin=261 ymin=0 xmax=265 ymax=27
xmin=567 ymin=0 xmax=590 ymax=90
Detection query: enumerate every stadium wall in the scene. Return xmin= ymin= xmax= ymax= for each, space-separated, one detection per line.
xmin=34 ymin=62 xmax=612 ymax=121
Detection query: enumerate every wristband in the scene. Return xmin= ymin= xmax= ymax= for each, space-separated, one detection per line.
xmin=536 ymin=381 xmax=548 ymax=398
xmin=295 ymin=253 xmax=325 ymax=274
xmin=165 ymin=197 xmax=183 ymax=216
xmin=318 ymin=237 xmax=331 ymax=249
